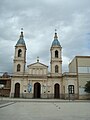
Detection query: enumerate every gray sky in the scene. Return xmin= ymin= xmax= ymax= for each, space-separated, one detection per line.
xmin=0 ymin=0 xmax=90 ymax=74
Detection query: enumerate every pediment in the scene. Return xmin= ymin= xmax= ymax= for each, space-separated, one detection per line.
xmin=27 ymin=62 xmax=48 ymax=68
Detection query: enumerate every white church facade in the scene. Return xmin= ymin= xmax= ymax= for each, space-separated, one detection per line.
xmin=10 ymin=30 xmax=90 ymax=99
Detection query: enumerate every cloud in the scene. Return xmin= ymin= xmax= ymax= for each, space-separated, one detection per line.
xmin=61 ymin=11 xmax=90 ymax=57
xmin=0 ymin=0 xmax=90 ymax=73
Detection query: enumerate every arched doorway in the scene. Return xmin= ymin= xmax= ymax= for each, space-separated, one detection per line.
xmin=34 ymin=82 xmax=41 ymax=98
xmin=14 ymin=83 xmax=20 ymax=98
xmin=54 ymin=83 xmax=60 ymax=98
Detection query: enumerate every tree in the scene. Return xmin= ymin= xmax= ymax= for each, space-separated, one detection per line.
xmin=84 ymin=81 xmax=90 ymax=93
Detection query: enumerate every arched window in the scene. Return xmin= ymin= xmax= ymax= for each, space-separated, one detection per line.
xmin=55 ymin=50 xmax=58 ymax=58
xmin=18 ymin=49 xmax=22 ymax=57
xmin=17 ymin=64 xmax=21 ymax=72
xmin=68 ymin=85 xmax=74 ymax=94
xmin=55 ymin=65 xmax=58 ymax=73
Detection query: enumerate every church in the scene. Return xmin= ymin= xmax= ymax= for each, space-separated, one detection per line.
xmin=10 ymin=29 xmax=90 ymax=99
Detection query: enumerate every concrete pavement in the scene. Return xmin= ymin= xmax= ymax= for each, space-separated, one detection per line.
xmin=0 ymin=101 xmax=90 ymax=120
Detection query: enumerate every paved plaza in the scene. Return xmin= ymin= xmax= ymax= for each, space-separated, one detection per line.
xmin=0 ymin=99 xmax=90 ymax=120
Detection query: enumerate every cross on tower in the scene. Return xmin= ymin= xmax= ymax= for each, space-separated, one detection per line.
xmin=55 ymin=29 xmax=57 ymax=33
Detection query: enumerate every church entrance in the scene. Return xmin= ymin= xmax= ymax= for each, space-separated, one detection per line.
xmin=14 ymin=83 xmax=20 ymax=98
xmin=54 ymin=83 xmax=60 ymax=98
xmin=34 ymin=82 xmax=41 ymax=98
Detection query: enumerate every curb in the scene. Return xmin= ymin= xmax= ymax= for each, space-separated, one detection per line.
xmin=0 ymin=102 xmax=16 ymax=108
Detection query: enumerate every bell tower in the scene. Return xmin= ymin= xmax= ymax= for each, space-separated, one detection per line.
xmin=13 ymin=29 xmax=26 ymax=74
xmin=50 ymin=30 xmax=62 ymax=76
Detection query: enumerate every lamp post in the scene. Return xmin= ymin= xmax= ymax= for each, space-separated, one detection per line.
xmin=0 ymin=84 xmax=4 ymax=101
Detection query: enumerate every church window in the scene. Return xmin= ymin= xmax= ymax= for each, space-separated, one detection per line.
xmin=68 ymin=85 xmax=74 ymax=94
xmin=17 ymin=64 xmax=21 ymax=72
xmin=55 ymin=65 xmax=58 ymax=73
xmin=55 ymin=50 xmax=58 ymax=58
xmin=18 ymin=49 xmax=22 ymax=57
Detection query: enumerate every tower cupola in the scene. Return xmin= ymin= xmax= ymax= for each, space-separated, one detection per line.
xmin=51 ymin=30 xmax=61 ymax=47
xmin=16 ymin=28 xmax=26 ymax=46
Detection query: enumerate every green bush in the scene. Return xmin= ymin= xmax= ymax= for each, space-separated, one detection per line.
xmin=85 ymin=81 xmax=90 ymax=93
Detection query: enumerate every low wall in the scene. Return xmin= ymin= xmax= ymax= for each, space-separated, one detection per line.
xmin=79 ymin=94 xmax=90 ymax=100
